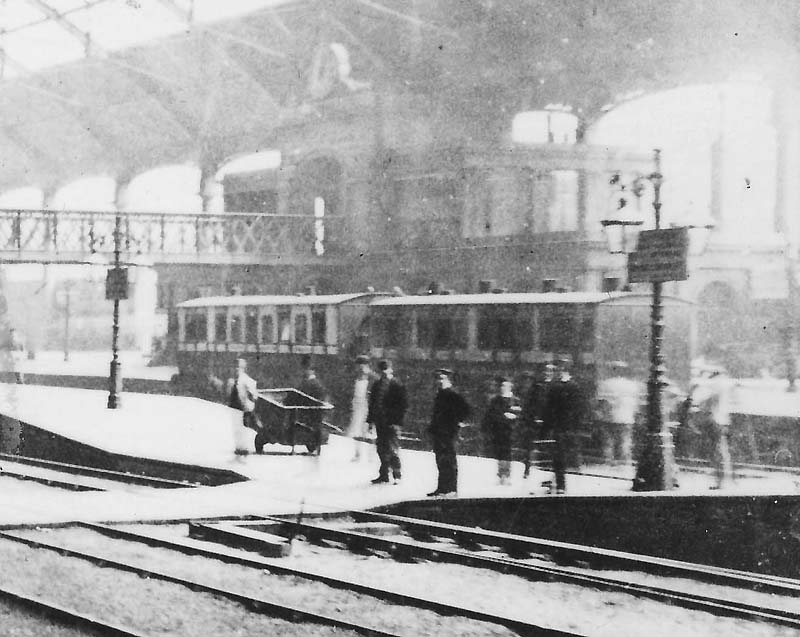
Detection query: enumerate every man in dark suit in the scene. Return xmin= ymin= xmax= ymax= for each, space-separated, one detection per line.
xmin=427 ymin=368 xmax=471 ymax=497
xmin=367 ymin=359 xmax=407 ymax=484
xmin=541 ymin=358 xmax=585 ymax=494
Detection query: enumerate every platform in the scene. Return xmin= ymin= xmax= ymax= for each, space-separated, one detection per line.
xmin=0 ymin=383 xmax=798 ymax=533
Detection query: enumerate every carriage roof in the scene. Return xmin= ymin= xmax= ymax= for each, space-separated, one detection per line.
xmin=177 ymin=292 xmax=382 ymax=309
xmin=368 ymin=291 xmax=691 ymax=306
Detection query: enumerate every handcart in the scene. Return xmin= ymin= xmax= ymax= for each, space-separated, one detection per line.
xmin=253 ymin=388 xmax=337 ymax=455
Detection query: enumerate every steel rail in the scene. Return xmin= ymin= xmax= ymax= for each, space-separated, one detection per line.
xmin=0 ymin=468 xmax=104 ymax=491
xmin=259 ymin=517 xmax=800 ymax=628
xmin=77 ymin=522 xmax=579 ymax=637
xmin=0 ymin=584 xmax=150 ymax=637
xmin=0 ymin=453 xmax=198 ymax=489
xmin=0 ymin=530 xmax=403 ymax=637
xmin=348 ymin=510 xmax=800 ymax=596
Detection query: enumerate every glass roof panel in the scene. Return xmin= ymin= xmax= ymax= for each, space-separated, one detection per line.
xmin=0 ymin=1 xmax=46 ymax=31
xmin=0 ymin=0 xmax=291 ymax=75
xmin=5 ymin=20 xmax=85 ymax=71
xmin=68 ymin=1 xmax=185 ymax=52
xmin=44 ymin=0 xmax=93 ymax=12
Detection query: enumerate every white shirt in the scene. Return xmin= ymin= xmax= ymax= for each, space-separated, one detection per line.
xmin=234 ymin=371 xmax=258 ymax=412
xmin=598 ymin=376 xmax=643 ymax=425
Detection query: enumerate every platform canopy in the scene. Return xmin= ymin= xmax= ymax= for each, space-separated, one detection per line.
xmin=0 ymin=0 xmax=797 ymax=191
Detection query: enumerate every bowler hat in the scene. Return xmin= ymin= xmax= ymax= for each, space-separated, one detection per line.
xmin=378 ymin=359 xmax=393 ymax=371
xmin=434 ymin=368 xmax=454 ymax=377
xmin=355 ymin=355 xmax=370 ymax=364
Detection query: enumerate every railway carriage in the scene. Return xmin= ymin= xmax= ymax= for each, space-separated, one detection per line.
xmin=176 ymin=290 xmax=694 ymax=457
xmin=175 ymin=292 xmax=384 ymax=432
xmin=367 ymin=291 xmax=694 ymax=454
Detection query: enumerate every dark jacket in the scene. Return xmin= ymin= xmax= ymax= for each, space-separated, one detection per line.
xmin=541 ymin=377 xmax=583 ymax=439
xmin=367 ymin=376 xmax=408 ymax=428
xmin=299 ymin=375 xmax=330 ymax=426
xmin=482 ymin=394 xmax=520 ymax=445
xmin=429 ymin=387 xmax=471 ymax=441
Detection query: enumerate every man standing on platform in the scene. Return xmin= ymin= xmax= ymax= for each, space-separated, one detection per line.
xmin=427 ymin=368 xmax=471 ymax=497
xmin=541 ymin=358 xmax=583 ymax=494
xmin=298 ymin=365 xmax=330 ymax=455
xmin=367 ymin=359 xmax=407 ymax=485
xmin=228 ymin=358 xmax=262 ymax=455
xmin=482 ymin=376 xmax=521 ymax=485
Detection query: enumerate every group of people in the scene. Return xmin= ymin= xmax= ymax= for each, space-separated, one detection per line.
xmin=482 ymin=360 xmax=585 ymax=494
xmin=349 ymin=356 xmax=585 ymax=496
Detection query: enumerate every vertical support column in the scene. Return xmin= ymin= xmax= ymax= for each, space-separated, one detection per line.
xmin=772 ymin=87 xmax=800 ymax=389
xmin=107 ymin=210 xmax=123 ymax=410
xmin=107 ymin=176 xmax=130 ymax=410
xmin=633 ymin=149 xmax=674 ymax=492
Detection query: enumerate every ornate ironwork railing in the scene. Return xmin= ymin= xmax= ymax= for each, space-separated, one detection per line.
xmin=0 ymin=209 xmax=343 ymax=264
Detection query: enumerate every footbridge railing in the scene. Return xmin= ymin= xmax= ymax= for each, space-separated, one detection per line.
xmin=0 ymin=209 xmax=343 ymax=264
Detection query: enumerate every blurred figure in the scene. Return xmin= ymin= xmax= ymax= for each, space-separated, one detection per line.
xmin=347 ymin=355 xmax=375 ymax=461
xmin=5 ymin=327 xmax=25 ymax=384
xmin=227 ymin=358 xmax=262 ymax=455
xmin=298 ymin=365 xmax=330 ymax=455
xmin=427 ymin=368 xmax=471 ymax=497
xmin=597 ymin=362 xmax=642 ymax=465
xmin=541 ymin=359 xmax=583 ymax=494
xmin=520 ymin=368 xmax=547 ymax=479
xmin=367 ymin=359 xmax=407 ymax=485
xmin=482 ymin=376 xmax=520 ymax=485
xmin=690 ymin=368 xmax=735 ymax=489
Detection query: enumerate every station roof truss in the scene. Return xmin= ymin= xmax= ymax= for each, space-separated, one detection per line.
xmin=0 ymin=0 xmax=797 ymax=191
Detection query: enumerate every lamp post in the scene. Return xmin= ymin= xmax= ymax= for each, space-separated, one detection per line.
xmin=602 ymin=149 xmax=713 ymax=491
xmin=106 ymin=212 xmax=127 ymax=409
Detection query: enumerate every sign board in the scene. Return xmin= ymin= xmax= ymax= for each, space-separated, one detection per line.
xmin=105 ymin=267 xmax=129 ymax=300
xmin=627 ymin=227 xmax=689 ymax=283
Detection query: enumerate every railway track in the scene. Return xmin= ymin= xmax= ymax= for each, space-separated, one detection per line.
xmin=246 ymin=512 xmax=800 ymax=629
xmin=0 ymin=452 xmax=198 ymax=489
xmin=0 ymin=585 xmax=150 ymax=636
xmin=0 ymin=523 xmax=575 ymax=637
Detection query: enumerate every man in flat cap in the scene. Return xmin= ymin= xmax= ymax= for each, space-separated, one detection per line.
xmin=427 ymin=368 xmax=471 ymax=497
xmin=367 ymin=359 xmax=407 ymax=484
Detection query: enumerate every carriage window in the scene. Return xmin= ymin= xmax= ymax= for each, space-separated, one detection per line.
xmin=539 ymin=306 xmax=575 ymax=352
xmin=261 ymin=315 xmax=275 ymax=344
xmin=295 ymin=314 xmax=309 ymax=344
xmin=278 ymin=308 xmax=291 ymax=342
xmin=429 ymin=311 xmax=468 ymax=349
xmin=185 ymin=311 xmax=207 ymax=343
xmin=230 ymin=314 xmax=243 ymax=343
xmin=477 ymin=306 xmax=527 ymax=350
xmin=215 ymin=310 xmax=227 ymax=342
xmin=311 ymin=309 xmax=326 ymax=345
xmin=245 ymin=309 xmax=258 ymax=343
xmin=496 ymin=314 xmax=517 ymax=350
xmin=377 ymin=314 xmax=403 ymax=347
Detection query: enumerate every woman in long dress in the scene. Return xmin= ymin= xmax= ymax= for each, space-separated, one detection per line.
xmin=347 ymin=356 xmax=373 ymax=461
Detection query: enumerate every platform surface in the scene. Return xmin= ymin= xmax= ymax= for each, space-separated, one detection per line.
xmin=0 ymin=383 xmax=798 ymax=528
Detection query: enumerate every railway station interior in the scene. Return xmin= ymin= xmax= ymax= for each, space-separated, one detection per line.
xmin=0 ymin=1 xmax=799 ymax=636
